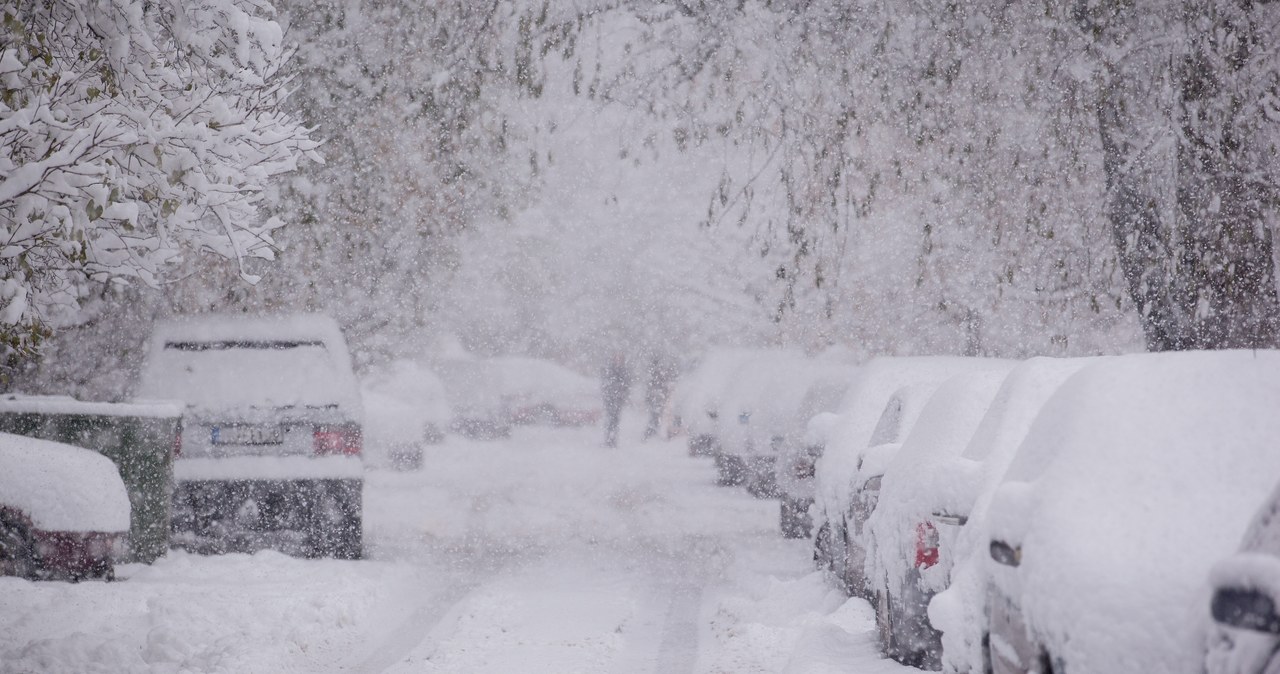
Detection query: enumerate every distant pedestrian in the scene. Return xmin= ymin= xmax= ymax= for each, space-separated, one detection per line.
xmin=601 ymin=353 xmax=632 ymax=447
xmin=643 ymin=354 xmax=676 ymax=441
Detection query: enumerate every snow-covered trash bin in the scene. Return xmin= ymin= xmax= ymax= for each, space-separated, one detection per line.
xmin=0 ymin=396 xmax=182 ymax=564
xmin=0 ymin=432 xmax=131 ymax=581
xmin=979 ymin=350 xmax=1280 ymax=674
xmin=137 ymin=314 xmax=365 ymax=560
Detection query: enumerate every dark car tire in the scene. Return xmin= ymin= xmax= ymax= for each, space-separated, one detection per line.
xmin=714 ymin=453 xmax=744 ymax=486
xmin=0 ymin=516 xmax=37 ymax=580
xmin=876 ymin=589 xmax=898 ymax=658
xmin=309 ymin=480 xmax=363 ymax=560
xmin=813 ymin=520 xmax=833 ymax=571
xmin=780 ymin=499 xmax=810 ymax=539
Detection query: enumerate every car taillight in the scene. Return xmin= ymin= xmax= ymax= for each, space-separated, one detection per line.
xmin=314 ymin=425 xmax=362 ymax=456
xmin=915 ymin=521 xmax=940 ymax=568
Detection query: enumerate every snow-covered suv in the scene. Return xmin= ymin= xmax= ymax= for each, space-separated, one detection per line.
xmin=137 ymin=314 xmax=364 ymax=559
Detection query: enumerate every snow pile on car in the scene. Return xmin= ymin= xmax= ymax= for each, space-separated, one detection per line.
xmin=0 ymin=432 xmax=130 ymax=533
xmin=866 ymin=369 xmax=1010 ymax=598
xmin=927 ymin=356 xmax=1097 ymax=672
xmin=137 ymin=314 xmax=361 ymax=415
xmin=986 ymin=350 xmax=1280 ymax=674
xmin=670 ymin=347 xmax=784 ymax=438
xmin=813 ymin=357 xmax=1011 ymax=521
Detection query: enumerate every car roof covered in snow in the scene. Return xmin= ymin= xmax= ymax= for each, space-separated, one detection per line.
xmin=488 ymin=356 xmax=598 ymax=405
xmin=814 ymin=356 xmax=1013 ymax=517
xmin=137 ymin=314 xmax=360 ymax=415
xmin=671 ymin=347 xmax=800 ymax=434
xmin=988 ymin=349 xmax=1280 ymax=674
xmin=0 ymin=432 xmax=131 ymax=533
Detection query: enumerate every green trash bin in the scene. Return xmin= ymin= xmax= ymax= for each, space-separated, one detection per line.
xmin=0 ymin=396 xmax=183 ymax=564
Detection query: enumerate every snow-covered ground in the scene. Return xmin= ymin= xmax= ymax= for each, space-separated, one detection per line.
xmin=0 ymin=415 xmax=908 ymax=674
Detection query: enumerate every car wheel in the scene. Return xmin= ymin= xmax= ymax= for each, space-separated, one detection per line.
xmin=876 ymin=589 xmax=898 ymax=659
xmin=0 ymin=517 xmax=37 ymax=580
xmin=309 ymin=480 xmax=363 ymax=560
xmin=813 ymin=520 xmax=832 ymax=570
xmin=780 ymin=499 xmax=806 ymax=538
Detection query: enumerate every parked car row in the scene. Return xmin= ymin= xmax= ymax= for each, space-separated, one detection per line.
xmin=795 ymin=349 xmax=1280 ymax=674
xmin=671 ymin=346 xmax=856 ymax=518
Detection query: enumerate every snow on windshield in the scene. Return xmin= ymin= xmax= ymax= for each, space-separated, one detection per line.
xmin=139 ymin=341 xmax=350 ymax=413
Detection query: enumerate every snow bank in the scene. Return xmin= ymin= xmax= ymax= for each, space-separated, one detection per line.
xmin=0 ymin=551 xmax=428 ymax=674
xmin=986 ymin=350 xmax=1280 ymax=674
xmin=0 ymin=395 xmax=182 ymax=419
xmin=0 ymin=432 xmax=130 ymax=532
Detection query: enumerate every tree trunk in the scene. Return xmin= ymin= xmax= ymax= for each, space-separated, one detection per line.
xmin=1083 ymin=0 xmax=1280 ymax=351
xmin=1174 ymin=0 xmax=1280 ymax=349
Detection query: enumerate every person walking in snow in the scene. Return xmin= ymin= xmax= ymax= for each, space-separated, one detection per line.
xmin=643 ymin=353 xmax=676 ymax=441
xmin=601 ymin=353 xmax=632 ymax=447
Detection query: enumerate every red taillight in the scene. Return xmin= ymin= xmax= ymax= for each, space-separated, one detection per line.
xmin=313 ymin=425 xmax=362 ymax=456
xmin=915 ymin=521 xmax=939 ymax=568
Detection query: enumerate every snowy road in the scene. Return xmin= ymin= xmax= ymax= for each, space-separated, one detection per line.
xmin=0 ymin=418 xmax=909 ymax=674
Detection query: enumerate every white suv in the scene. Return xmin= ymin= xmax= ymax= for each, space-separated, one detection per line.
xmin=137 ymin=314 xmax=364 ymax=559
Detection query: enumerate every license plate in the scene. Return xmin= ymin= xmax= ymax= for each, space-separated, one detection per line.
xmin=212 ymin=424 xmax=283 ymax=446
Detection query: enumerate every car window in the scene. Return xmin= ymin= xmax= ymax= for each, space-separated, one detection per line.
xmin=869 ymin=396 xmax=903 ymax=446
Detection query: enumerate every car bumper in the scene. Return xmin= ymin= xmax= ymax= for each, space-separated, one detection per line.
xmin=31 ymin=530 xmax=124 ymax=580
xmin=891 ymin=567 xmax=944 ymax=667
xmin=171 ymin=477 xmax=361 ymax=557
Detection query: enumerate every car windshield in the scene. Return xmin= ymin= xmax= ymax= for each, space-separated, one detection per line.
xmin=139 ymin=340 xmax=344 ymax=412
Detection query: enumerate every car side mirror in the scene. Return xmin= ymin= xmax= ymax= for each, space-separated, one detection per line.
xmin=1212 ymin=587 xmax=1280 ymax=634
xmin=989 ymin=540 xmax=1020 ymax=567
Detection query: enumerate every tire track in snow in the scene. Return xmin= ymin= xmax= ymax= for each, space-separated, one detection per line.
xmin=653 ymin=580 xmax=705 ymax=673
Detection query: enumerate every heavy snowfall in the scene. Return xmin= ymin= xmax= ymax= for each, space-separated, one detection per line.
xmin=3 ymin=1 xmax=1280 ymax=674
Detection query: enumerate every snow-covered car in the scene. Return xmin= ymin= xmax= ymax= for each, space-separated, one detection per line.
xmin=137 ymin=314 xmax=365 ymax=559
xmin=814 ymin=355 xmax=1013 ymax=598
xmin=777 ymin=380 xmax=854 ymax=538
xmin=983 ymin=350 xmax=1280 ymax=674
xmin=922 ymin=357 xmax=1096 ymax=674
xmin=670 ymin=347 xmax=773 ymax=457
xmin=1206 ymin=479 xmax=1280 ymax=674
xmin=0 ymin=433 xmax=131 ymax=581
xmin=434 ymin=358 xmax=511 ymax=440
xmin=360 ymin=359 xmax=451 ymax=470
xmin=864 ymin=368 xmax=1012 ymax=667
xmin=489 ymin=356 xmax=602 ymax=427
xmin=713 ymin=350 xmax=826 ymax=491
xmin=825 ymin=382 xmax=942 ymax=599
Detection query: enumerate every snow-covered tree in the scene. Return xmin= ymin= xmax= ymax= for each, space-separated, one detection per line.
xmin=0 ymin=0 xmax=317 ymax=372
xmin=1074 ymin=0 xmax=1280 ymax=350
